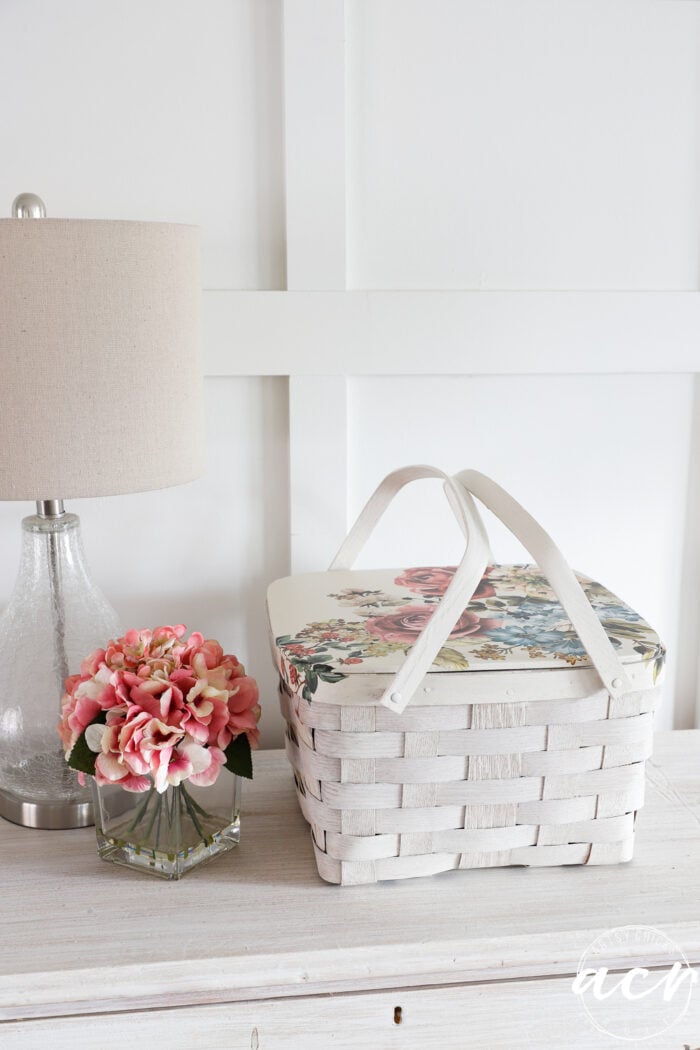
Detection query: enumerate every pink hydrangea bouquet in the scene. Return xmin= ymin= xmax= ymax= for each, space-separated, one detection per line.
xmin=58 ymin=625 xmax=260 ymax=792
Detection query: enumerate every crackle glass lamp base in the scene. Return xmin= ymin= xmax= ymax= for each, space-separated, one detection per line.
xmin=0 ymin=511 xmax=121 ymax=829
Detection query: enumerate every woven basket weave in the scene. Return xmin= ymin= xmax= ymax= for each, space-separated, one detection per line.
xmin=268 ymin=468 xmax=663 ymax=885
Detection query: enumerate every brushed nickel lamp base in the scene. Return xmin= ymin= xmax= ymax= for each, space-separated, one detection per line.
xmin=0 ymin=788 xmax=94 ymax=830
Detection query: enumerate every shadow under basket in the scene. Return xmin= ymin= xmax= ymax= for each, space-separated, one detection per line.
xmin=91 ymin=769 xmax=241 ymax=879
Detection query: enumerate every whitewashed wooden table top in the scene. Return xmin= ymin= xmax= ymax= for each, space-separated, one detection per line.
xmin=0 ymin=730 xmax=698 ymax=1022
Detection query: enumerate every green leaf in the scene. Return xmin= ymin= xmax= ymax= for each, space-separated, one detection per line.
xmin=433 ymin=647 xmax=470 ymax=671
xmin=297 ymin=653 xmax=328 ymax=666
xmin=67 ymin=710 xmax=107 ymax=777
xmin=311 ymin=662 xmax=349 ymax=684
xmin=224 ymin=733 xmax=253 ymax=779
xmin=601 ymin=619 xmax=644 ymax=641
xmin=317 ymin=671 xmax=347 ymax=684
xmin=305 ymin=670 xmax=319 ymax=694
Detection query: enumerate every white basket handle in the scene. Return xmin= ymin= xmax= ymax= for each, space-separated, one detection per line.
xmin=379 ymin=469 xmax=632 ymax=714
xmin=329 ymin=464 xmax=490 ymax=570
xmin=329 ymin=465 xmax=491 ymax=715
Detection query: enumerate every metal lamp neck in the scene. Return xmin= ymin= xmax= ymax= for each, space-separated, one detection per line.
xmin=35 ymin=500 xmax=66 ymax=519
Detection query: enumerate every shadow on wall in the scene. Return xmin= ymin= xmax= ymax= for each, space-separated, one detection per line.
xmin=98 ymin=376 xmax=292 ymax=752
xmin=674 ymin=374 xmax=700 ymax=729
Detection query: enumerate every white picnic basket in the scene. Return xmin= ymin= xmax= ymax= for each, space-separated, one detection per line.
xmin=267 ymin=467 xmax=664 ymax=885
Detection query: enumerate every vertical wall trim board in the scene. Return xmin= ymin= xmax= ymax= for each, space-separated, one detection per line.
xmin=283 ymin=0 xmax=347 ymax=291
xmin=283 ymin=2 xmax=349 ymax=574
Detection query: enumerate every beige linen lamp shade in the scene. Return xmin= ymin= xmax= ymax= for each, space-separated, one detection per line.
xmin=0 ymin=218 xmax=204 ymax=500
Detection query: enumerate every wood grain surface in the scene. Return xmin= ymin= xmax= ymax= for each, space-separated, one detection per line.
xmin=0 ymin=732 xmax=698 ymax=1032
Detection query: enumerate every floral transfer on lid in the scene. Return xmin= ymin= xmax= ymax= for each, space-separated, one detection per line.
xmin=267 ymin=564 xmax=664 ymax=702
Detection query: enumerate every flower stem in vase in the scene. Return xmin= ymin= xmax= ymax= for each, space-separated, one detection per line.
xmin=142 ymin=790 xmax=163 ymax=844
xmin=128 ymin=787 xmax=155 ymax=835
xmin=180 ymin=783 xmax=206 ymax=842
xmin=92 ymin=770 xmax=242 ymax=879
xmin=154 ymin=792 xmax=163 ymax=852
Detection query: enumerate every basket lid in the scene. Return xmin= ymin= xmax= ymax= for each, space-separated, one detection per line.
xmin=267 ymin=564 xmax=663 ymax=701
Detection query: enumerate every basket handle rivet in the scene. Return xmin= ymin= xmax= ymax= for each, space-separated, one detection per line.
xmin=612 ymin=677 xmax=623 ymax=690
xmin=390 ymin=692 xmax=402 ymax=705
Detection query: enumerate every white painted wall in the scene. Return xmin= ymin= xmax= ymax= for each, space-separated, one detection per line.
xmin=1 ymin=0 xmax=699 ymax=750
xmin=347 ymin=0 xmax=700 ymax=290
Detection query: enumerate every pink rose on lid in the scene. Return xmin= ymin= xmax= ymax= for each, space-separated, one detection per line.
xmin=394 ymin=566 xmax=457 ymax=597
xmin=394 ymin=566 xmax=496 ymax=601
xmin=365 ymin=605 xmax=496 ymax=646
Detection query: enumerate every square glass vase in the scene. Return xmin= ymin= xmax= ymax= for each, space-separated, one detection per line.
xmin=91 ymin=769 xmax=241 ymax=879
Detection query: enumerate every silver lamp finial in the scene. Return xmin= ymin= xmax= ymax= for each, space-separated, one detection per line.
xmin=11 ymin=193 xmax=46 ymax=219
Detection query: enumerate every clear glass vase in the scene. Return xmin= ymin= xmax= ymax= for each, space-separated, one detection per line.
xmin=92 ymin=769 xmax=241 ymax=879
xmin=0 ymin=511 xmax=121 ymax=828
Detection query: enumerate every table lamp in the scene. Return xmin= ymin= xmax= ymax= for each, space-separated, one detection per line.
xmin=0 ymin=194 xmax=204 ymax=829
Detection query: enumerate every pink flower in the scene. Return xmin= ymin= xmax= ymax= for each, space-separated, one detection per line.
xmin=395 ymin=566 xmax=496 ymax=601
xmin=58 ymin=664 xmax=122 ymax=755
xmin=92 ymin=722 xmax=151 ymax=792
xmin=117 ymin=709 xmax=153 ymax=776
xmin=148 ymin=735 xmax=219 ymax=792
xmin=394 ymin=566 xmax=458 ymax=597
xmin=179 ymin=679 xmax=225 ymax=743
xmin=57 ymin=626 xmax=259 ymax=790
xmin=104 ymin=625 xmax=187 ymax=673
xmin=141 ymin=717 xmax=184 ymax=755
xmin=94 ymin=767 xmax=151 ymax=793
xmin=79 ymin=649 xmax=106 ymax=678
xmin=227 ymin=676 xmax=260 ymax=748
xmin=188 ymin=638 xmax=224 ymax=673
xmin=189 ymin=744 xmax=226 ymax=787
xmin=365 ymin=605 xmax=496 ymax=645
xmin=58 ymin=694 xmax=100 ymax=755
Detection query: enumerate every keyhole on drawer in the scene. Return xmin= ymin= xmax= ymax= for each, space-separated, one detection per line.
xmin=394 ymin=1005 xmax=403 ymax=1025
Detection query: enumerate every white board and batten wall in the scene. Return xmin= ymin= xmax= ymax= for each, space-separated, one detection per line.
xmin=0 ymin=0 xmax=698 ymax=746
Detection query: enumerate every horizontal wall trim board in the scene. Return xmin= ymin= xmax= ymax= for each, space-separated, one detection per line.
xmin=202 ymin=290 xmax=700 ymax=375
